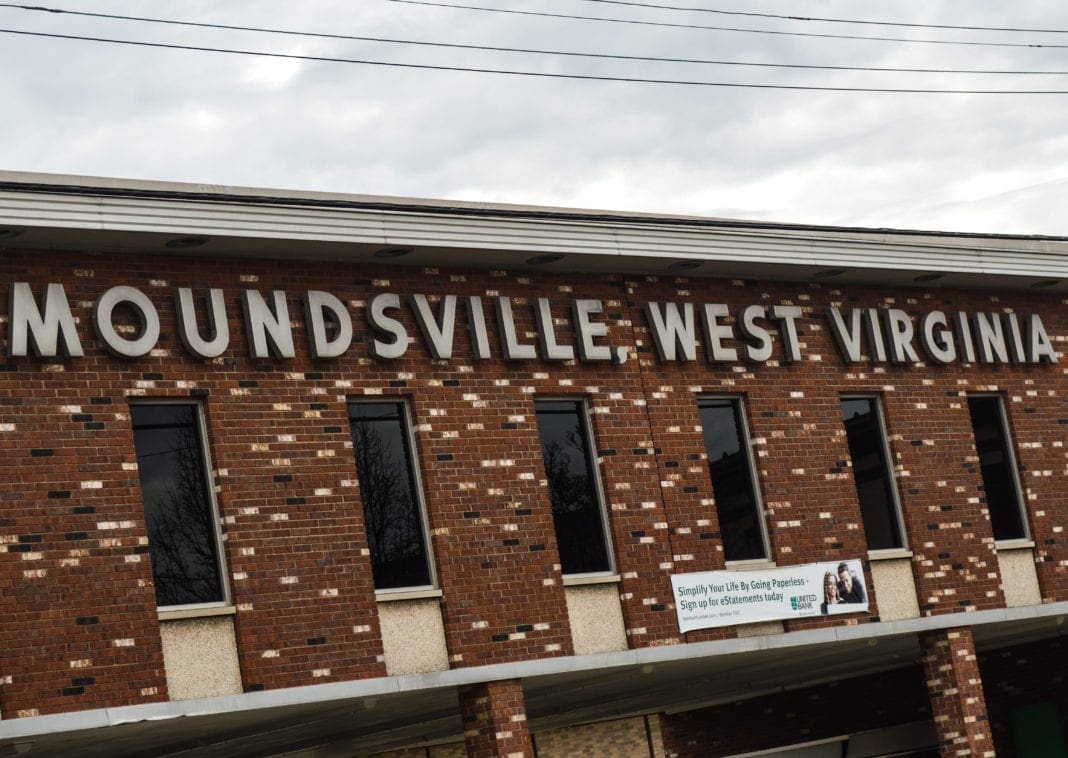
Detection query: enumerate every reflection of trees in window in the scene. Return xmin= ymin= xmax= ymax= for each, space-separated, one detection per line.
xmin=841 ymin=397 xmax=904 ymax=551
xmin=967 ymin=396 xmax=1026 ymax=541
xmin=131 ymin=405 xmax=224 ymax=607
xmin=348 ymin=403 xmax=431 ymax=589
xmin=535 ymin=400 xmax=610 ymax=574
xmin=698 ymin=398 xmax=766 ymax=562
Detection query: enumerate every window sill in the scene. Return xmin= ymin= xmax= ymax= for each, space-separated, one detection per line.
xmin=995 ymin=539 xmax=1035 ymax=552
xmin=562 ymin=573 xmax=621 ymax=587
xmin=867 ymin=549 xmax=913 ymax=562
xmin=724 ymin=559 xmax=776 ymax=571
xmin=375 ymin=587 xmax=443 ymax=603
xmin=158 ymin=604 xmax=236 ymax=622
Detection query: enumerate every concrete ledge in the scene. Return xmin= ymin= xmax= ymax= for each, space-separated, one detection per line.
xmin=376 ymin=588 xmax=444 ymax=603
xmin=996 ymin=539 xmax=1036 ymax=551
xmin=562 ymin=573 xmax=620 ymax=587
xmin=158 ymin=605 xmax=236 ymax=622
xmin=867 ymin=549 xmax=913 ymax=562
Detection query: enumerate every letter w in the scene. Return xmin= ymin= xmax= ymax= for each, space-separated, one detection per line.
xmin=644 ymin=302 xmax=696 ymax=361
xmin=9 ymin=283 xmax=83 ymax=358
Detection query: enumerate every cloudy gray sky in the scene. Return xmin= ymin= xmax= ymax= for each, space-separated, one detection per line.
xmin=2 ymin=1 xmax=1067 ymax=234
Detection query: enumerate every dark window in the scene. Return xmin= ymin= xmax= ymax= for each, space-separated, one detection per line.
xmin=348 ymin=402 xmax=433 ymax=589
xmin=967 ymin=396 xmax=1027 ymax=541
xmin=131 ymin=404 xmax=225 ymax=607
xmin=534 ymin=400 xmax=611 ymax=574
xmin=698 ymin=398 xmax=767 ymax=561
xmin=841 ymin=397 xmax=905 ymax=551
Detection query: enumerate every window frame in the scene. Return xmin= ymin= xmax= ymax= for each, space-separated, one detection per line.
xmin=966 ymin=393 xmax=1030 ymax=545
xmin=347 ymin=398 xmax=438 ymax=597
xmin=128 ymin=399 xmax=231 ymax=614
xmin=840 ymin=394 xmax=909 ymax=554
xmin=696 ymin=395 xmax=771 ymax=566
xmin=533 ymin=397 xmax=616 ymax=580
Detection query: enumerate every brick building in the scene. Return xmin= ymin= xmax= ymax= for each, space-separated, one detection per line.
xmin=0 ymin=172 xmax=1064 ymax=757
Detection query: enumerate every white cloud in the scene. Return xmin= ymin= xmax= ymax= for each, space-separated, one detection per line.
xmin=1 ymin=0 xmax=1067 ymax=235
xmin=239 ymin=56 xmax=304 ymax=87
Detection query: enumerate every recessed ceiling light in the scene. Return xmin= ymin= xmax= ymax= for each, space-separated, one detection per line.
xmin=526 ymin=254 xmax=564 ymax=266
xmin=669 ymin=261 xmax=702 ymax=271
xmin=0 ymin=229 xmax=23 ymax=240
xmin=374 ymin=246 xmax=414 ymax=259
xmin=1032 ymin=279 xmax=1060 ymax=289
xmin=813 ymin=268 xmax=846 ymax=279
xmin=913 ymin=273 xmax=944 ymax=283
xmin=165 ymin=237 xmax=209 ymax=249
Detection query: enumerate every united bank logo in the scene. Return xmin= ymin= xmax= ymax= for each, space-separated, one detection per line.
xmin=791 ymin=594 xmax=818 ymax=611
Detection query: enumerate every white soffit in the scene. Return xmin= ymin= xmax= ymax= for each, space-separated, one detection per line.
xmin=1 ymin=173 xmax=1067 ymax=285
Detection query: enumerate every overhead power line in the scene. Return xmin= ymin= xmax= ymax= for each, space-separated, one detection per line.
xmin=383 ymin=0 xmax=1068 ymax=49
xmin=2 ymin=27 xmax=1067 ymax=94
xmin=0 ymin=3 xmax=1064 ymax=75
xmin=577 ymin=0 xmax=1068 ymax=35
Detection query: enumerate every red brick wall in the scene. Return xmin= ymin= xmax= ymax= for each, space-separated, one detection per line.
xmin=627 ymin=276 xmax=1067 ymax=637
xmin=0 ymin=246 xmax=1063 ymax=717
xmin=920 ymin=627 xmax=992 ymax=755
xmin=458 ymin=679 xmax=532 ymax=757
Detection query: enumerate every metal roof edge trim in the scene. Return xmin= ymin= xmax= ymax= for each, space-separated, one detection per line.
xmin=5 ymin=190 xmax=1068 ymax=281
xmin=1 ymin=600 xmax=1064 ymax=742
xmin=1 ymin=175 xmax=1067 ymax=244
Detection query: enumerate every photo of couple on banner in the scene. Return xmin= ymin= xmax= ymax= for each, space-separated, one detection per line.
xmin=821 ymin=561 xmax=866 ymax=615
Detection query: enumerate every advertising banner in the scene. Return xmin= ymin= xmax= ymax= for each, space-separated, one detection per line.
xmin=670 ymin=559 xmax=868 ymax=632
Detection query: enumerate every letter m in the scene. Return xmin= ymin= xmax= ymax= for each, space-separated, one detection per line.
xmin=9 ymin=283 xmax=84 ymax=358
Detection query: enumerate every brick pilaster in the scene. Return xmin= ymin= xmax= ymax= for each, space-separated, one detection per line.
xmin=920 ymin=627 xmax=994 ymax=757
xmin=458 ymin=679 xmax=533 ymax=758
